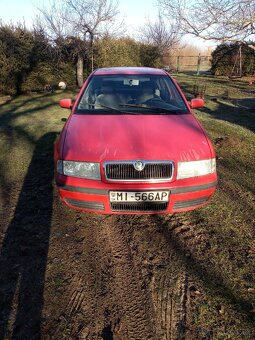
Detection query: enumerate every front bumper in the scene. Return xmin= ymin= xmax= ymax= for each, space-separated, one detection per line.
xmin=56 ymin=174 xmax=217 ymax=214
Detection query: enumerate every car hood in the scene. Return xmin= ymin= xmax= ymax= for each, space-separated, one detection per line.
xmin=62 ymin=113 xmax=212 ymax=162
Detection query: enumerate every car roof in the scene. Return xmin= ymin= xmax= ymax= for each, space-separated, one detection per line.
xmin=93 ymin=67 xmax=168 ymax=76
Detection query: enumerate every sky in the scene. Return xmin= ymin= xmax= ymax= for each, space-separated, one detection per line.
xmin=0 ymin=0 xmax=156 ymax=34
xmin=0 ymin=0 xmax=215 ymax=49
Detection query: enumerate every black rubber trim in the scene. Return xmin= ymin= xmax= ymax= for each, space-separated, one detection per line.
xmin=170 ymin=181 xmax=217 ymax=194
xmin=57 ymin=181 xmax=217 ymax=196
xmin=57 ymin=183 xmax=108 ymax=195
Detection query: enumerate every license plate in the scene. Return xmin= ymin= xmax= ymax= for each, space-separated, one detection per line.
xmin=109 ymin=191 xmax=169 ymax=202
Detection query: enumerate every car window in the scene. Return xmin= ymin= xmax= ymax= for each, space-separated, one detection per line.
xmin=76 ymin=74 xmax=189 ymax=114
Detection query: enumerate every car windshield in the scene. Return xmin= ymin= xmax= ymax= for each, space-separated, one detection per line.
xmin=76 ymin=74 xmax=189 ymax=114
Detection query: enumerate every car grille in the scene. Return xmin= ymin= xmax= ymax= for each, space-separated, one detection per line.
xmin=104 ymin=161 xmax=173 ymax=182
xmin=111 ymin=202 xmax=168 ymax=212
xmin=65 ymin=198 xmax=105 ymax=210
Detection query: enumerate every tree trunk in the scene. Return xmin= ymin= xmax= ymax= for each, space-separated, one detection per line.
xmin=76 ymin=53 xmax=84 ymax=87
xmin=15 ymin=72 xmax=23 ymax=95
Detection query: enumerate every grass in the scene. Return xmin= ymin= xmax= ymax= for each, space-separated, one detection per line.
xmin=0 ymin=91 xmax=71 ymax=191
xmin=0 ymin=76 xmax=255 ymax=337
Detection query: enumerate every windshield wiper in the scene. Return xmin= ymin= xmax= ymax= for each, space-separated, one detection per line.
xmin=89 ymin=103 xmax=139 ymax=114
xmin=120 ymin=103 xmax=184 ymax=114
xmin=120 ymin=103 xmax=153 ymax=109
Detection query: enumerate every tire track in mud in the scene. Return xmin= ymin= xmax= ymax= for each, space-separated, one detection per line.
xmin=48 ymin=209 xmax=211 ymax=339
xmin=104 ymin=216 xmax=155 ymax=339
xmin=63 ymin=215 xmax=119 ymax=339
xmin=152 ymin=214 xmax=212 ymax=340
xmin=58 ymin=214 xmax=155 ymax=339
xmin=120 ymin=214 xmax=212 ymax=340
xmin=66 ymin=226 xmax=101 ymax=337
xmin=148 ymin=250 xmax=189 ymax=339
xmin=149 ymin=267 xmax=190 ymax=340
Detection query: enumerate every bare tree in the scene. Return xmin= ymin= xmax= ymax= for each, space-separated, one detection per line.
xmin=141 ymin=12 xmax=181 ymax=53
xmin=158 ymin=0 xmax=255 ymax=43
xmin=37 ymin=0 xmax=119 ymax=86
xmin=139 ymin=12 xmax=181 ymax=67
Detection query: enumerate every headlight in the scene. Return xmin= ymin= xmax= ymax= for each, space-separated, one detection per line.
xmin=177 ymin=158 xmax=216 ymax=180
xmin=57 ymin=160 xmax=101 ymax=180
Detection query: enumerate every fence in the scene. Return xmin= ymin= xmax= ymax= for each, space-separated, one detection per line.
xmin=174 ymin=54 xmax=211 ymax=75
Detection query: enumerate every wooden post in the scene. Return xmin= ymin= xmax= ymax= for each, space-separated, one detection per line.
xmin=91 ymin=32 xmax=94 ymax=72
xmin=76 ymin=53 xmax=84 ymax=88
xmin=176 ymin=56 xmax=180 ymax=74
xmin=197 ymin=53 xmax=201 ymax=75
xmin=239 ymin=45 xmax=242 ymax=77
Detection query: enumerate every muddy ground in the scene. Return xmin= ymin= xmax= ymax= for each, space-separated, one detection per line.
xmin=0 ymin=88 xmax=255 ymax=339
xmin=0 ymin=137 xmax=254 ymax=339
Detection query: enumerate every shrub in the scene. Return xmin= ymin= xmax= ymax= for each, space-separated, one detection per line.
xmin=211 ymin=42 xmax=255 ymax=76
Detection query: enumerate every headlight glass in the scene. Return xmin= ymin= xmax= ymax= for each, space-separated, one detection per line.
xmin=177 ymin=158 xmax=216 ymax=180
xmin=57 ymin=160 xmax=101 ymax=180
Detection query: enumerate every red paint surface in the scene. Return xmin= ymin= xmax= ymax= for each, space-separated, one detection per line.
xmin=63 ymin=114 xmax=212 ymax=163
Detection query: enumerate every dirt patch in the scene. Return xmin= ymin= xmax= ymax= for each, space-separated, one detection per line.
xmin=214 ymin=136 xmax=244 ymax=148
xmin=42 ymin=212 xmax=155 ymax=339
xmin=1 ymin=189 xmax=255 ymax=339
xmin=1 ymin=172 xmax=255 ymax=340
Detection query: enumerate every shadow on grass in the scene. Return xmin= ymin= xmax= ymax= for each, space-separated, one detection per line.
xmin=150 ymin=214 xmax=255 ymax=327
xmin=176 ymin=74 xmax=255 ymax=93
xmin=202 ymin=99 xmax=255 ymax=133
xmin=179 ymin=81 xmax=255 ymax=133
xmin=0 ymin=92 xmax=61 ymax=210
xmin=0 ymin=93 xmax=58 ymax=135
xmin=0 ymin=132 xmax=56 ymax=338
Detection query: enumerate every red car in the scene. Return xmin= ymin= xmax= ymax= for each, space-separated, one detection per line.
xmin=55 ymin=67 xmax=217 ymax=214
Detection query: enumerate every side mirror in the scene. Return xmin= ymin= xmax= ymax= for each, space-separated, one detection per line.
xmin=190 ymin=98 xmax=204 ymax=109
xmin=59 ymin=98 xmax=73 ymax=109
